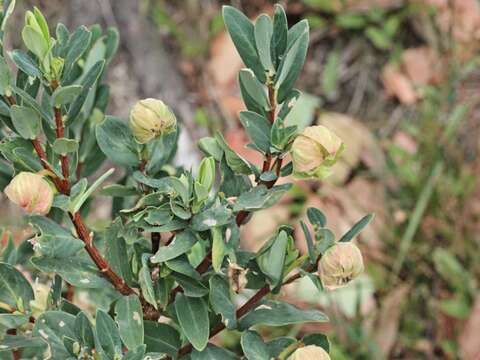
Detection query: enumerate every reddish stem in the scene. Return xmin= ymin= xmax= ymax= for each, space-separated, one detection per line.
xmin=69 ymin=212 xmax=135 ymax=296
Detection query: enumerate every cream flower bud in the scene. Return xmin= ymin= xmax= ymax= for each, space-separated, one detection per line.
xmin=4 ymin=172 xmax=54 ymax=215
xmin=129 ymin=98 xmax=177 ymax=144
xmin=318 ymin=242 xmax=364 ymax=290
xmin=291 ymin=125 xmax=344 ymax=179
xmin=288 ymin=345 xmax=331 ymax=360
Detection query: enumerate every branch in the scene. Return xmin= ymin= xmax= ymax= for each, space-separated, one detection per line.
xmin=174 ymin=264 xmax=316 ymax=359
xmin=5 ymin=91 xmax=139 ymax=300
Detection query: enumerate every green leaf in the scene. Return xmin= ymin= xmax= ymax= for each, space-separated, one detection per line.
xmin=215 ymin=132 xmax=252 ymax=175
xmin=198 ymin=136 xmax=223 ymax=161
xmin=150 ymin=230 xmax=197 ymax=263
xmin=51 ymin=85 xmax=82 ymax=107
xmin=21 ymin=25 xmax=48 ymax=60
xmin=257 ymin=230 xmax=288 ymax=286
xmin=239 ymin=111 xmax=271 ymax=153
xmin=10 ymin=105 xmax=41 ymax=139
xmin=191 ymin=204 xmax=233 ymax=231
xmin=104 ymin=219 xmax=133 ymax=285
xmin=239 ymin=300 xmax=328 ymax=328
xmin=286 ymin=20 xmax=309 ymax=52
xmin=52 ymin=138 xmax=79 ymax=155
xmin=209 ymin=275 xmax=236 ymax=329
xmin=307 ymin=207 xmax=327 ymax=228
xmin=191 ymin=344 xmax=239 ymax=360
xmin=100 ymin=184 xmax=139 ymax=197
xmin=336 ymin=13 xmax=367 ymax=29
xmin=144 ymin=321 xmax=180 ymax=358
xmin=365 ymin=26 xmax=391 ymax=50
xmin=239 ymin=69 xmax=269 ymax=115
xmin=300 ymin=221 xmax=316 ymax=263
xmin=271 ymin=5 xmax=288 ymax=68
xmin=316 ymin=228 xmax=335 ymax=254
xmin=74 ymin=311 xmax=95 ymax=350
xmin=96 ymin=116 xmax=140 ymax=167
xmin=302 ymin=333 xmax=330 ymax=352
xmin=165 ymin=256 xmax=200 ymax=280
xmin=0 ymin=335 xmax=46 ymax=351
xmin=123 ymin=345 xmax=146 ymax=360
xmin=31 ymin=256 xmax=110 ymax=289
xmin=241 ymin=330 xmax=270 ymax=360
xmin=254 ymin=14 xmax=274 ymax=72
xmin=276 ymin=23 xmax=309 ymax=103
xmin=63 ymin=26 xmax=92 ymax=76
xmin=321 ymin=50 xmax=339 ymax=98
xmin=174 ymin=293 xmax=209 ymax=352
xmin=211 ymin=227 xmax=226 ymax=273
xmin=0 ymin=262 xmax=34 ymax=310
xmin=95 ymin=309 xmax=122 ymax=358
xmin=1 ymin=0 xmax=16 ymax=32
xmin=66 ymin=59 xmax=105 ymax=125
xmin=339 ymin=214 xmax=374 ymax=242
xmin=222 ymin=6 xmax=265 ymax=83
xmin=11 ymin=85 xmax=52 ymax=125
xmin=139 ymin=262 xmax=157 ymax=309
xmin=266 ymin=337 xmax=296 ymax=357
xmin=32 ymin=311 xmax=76 ymax=359
xmin=277 ymin=89 xmax=301 ymax=120
xmin=115 ymin=295 xmax=144 ymax=350
xmin=0 ymin=314 xmax=29 ymax=330
xmin=69 ymin=167 xmax=115 ymax=213
xmin=433 ymin=248 xmax=472 ymax=292
xmin=172 ymin=273 xmax=209 ymax=297
xmin=233 ymin=184 xmax=291 ymax=212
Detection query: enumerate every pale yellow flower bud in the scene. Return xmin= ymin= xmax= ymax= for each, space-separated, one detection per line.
xmin=129 ymin=98 xmax=177 ymax=144
xmin=318 ymin=242 xmax=364 ymax=290
xmin=288 ymin=345 xmax=331 ymax=360
xmin=4 ymin=172 xmax=54 ymax=215
xmin=291 ymin=125 xmax=344 ymax=179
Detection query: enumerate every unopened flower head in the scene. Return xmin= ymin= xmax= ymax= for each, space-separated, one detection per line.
xmin=288 ymin=345 xmax=331 ymax=360
xmin=291 ymin=125 xmax=344 ymax=179
xmin=4 ymin=172 xmax=54 ymax=215
xmin=129 ymin=98 xmax=177 ymax=144
xmin=318 ymin=242 xmax=364 ymax=290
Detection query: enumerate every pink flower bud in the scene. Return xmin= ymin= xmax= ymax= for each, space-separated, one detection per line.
xmin=290 ymin=125 xmax=344 ymax=179
xmin=4 ymin=172 xmax=54 ymax=215
xmin=288 ymin=345 xmax=331 ymax=360
xmin=318 ymin=242 xmax=364 ymax=290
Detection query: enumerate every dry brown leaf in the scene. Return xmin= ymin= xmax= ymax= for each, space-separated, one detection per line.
xmin=382 ymin=64 xmax=418 ymax=105
xmin=401 ymin=47 xmax=435 ymax=86
xmin=459 ymin=295 xmax=480 ymax=360
xmin=373 ymin=284 xmax=411 ymax=357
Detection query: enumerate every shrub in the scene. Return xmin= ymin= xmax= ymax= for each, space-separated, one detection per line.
xmin=0 ymin=2 xmax=372 ymax=359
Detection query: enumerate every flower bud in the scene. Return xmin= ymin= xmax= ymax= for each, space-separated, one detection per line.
xmin=129 ymin=98 xmax=177 ymax=144
xmin=291 ymin=125 xmax=344 ymax=179
xmin=318 ymin=242 xmax=364 ymax=290
xmin=288 ymin=345 xmax=331 ymax=360
xmin=4 ymin=172 xmax=54 ymax=215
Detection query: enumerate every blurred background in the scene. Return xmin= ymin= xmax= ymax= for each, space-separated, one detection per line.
xmin=2 ymin=0 xmax=480 ymax=359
